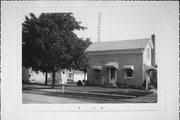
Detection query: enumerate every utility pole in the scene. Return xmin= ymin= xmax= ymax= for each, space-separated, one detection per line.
xmin=97 ymin=12 xmax=101 ymax=42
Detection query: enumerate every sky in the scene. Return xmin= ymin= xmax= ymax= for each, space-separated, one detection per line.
xmin=30 ymin=6 xmax=163 ymax=44
xmin=72 ymin=6 xmax=163 ymax=44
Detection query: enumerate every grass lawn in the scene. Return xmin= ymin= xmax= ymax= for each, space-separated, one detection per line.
xmin=23 ymin=83 xmax=154 ymax=97
xmin=22 ymin=83 xmax=157 ymax=103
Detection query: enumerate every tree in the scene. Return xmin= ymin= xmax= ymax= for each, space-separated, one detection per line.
xmin=72 ymin=38 xmax=92 ymax=79
xmin=22 ymin=13 xmax=91 ymax=88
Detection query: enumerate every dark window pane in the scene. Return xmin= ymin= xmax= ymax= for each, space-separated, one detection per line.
xmin=125 ymin=69 xmax=133 ymax=77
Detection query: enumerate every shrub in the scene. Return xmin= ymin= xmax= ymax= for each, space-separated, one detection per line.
xmin=82 ymin=80 xmax=87 ymax=86
xmin=77 ymin=80 xmax=82 ymax=86
xmin=117 ymin=82 xmax=122 ymax=88
xmin=148 ymin=85 xmax=155 ymax=90
xmin=128 ymin=84 xmax=135 ymax=89
xmin=141 ymin=81 xmax=146 ymax=88
xmin=85 ymin=81 xmax=90 ymax=86
xmin=123 ymin=83 xmax=128 ymax=88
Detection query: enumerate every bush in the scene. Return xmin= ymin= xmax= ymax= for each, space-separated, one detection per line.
xmin=86 ymin=81 xmax=90 ymax=86
xmin=77 ymin=80 xmax=82 ymax=86
xmin=82 ymin=80 xmax=87 ymax=86
xmin=122 ymin=83 xmax=128 ymax=88
xmin=148 ymin=85 xmax=155 ymax=90
xmin=141 ymin=81 xmax=146 ymax=88
xmin=128 ymin=84 xmax=135 ymax=89
xmin=117 ymin=82 xmax=122 ymax=88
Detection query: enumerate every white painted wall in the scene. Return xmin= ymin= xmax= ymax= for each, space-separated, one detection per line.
xmin=29 ymin=71 xmax=51 ymax=83
xmin=143 ymin=43 xmax=152 ymax=66
xmin=73 ymin=71 xmax=87 ymax=82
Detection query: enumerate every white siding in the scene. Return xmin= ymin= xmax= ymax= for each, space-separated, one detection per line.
xmin=28 ymin=70 xmax=51 ymax=83
xmin=73 ymin=71 xmax=87 ymax=82
xmin=143 ymin=44 xmax=152 ymax=66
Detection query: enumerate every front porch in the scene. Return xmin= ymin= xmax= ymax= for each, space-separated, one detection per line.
xmin=91 ymin=62 xmax=119 ymax=87
xmin=144 ymin=64 xmax=157 ymax=89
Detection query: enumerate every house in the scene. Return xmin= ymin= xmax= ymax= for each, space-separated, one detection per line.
xmin=22 ymin=66 xmax=52 ymax=84
xmin=86 ymin=35 xmax=157 ymax=88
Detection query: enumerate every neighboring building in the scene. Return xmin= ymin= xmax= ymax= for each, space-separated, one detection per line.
xmin=22 ymin=66 xmax=51 ymax=84
xmin=86 ymin=35 xmax=156 ymax=88
xmin=22 ymin=66 xmax=86 ymax=84
xmin=49 ymin=69 xmax=87 ymax=84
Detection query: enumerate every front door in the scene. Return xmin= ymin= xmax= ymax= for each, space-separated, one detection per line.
xmin=109 ymin=68 xmax=117 ymax=84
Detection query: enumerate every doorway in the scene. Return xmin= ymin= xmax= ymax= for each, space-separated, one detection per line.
xmin=109 ymin=67 xmax=117 ymax=84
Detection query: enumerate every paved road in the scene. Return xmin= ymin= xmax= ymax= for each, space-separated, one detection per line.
xmin=23 ymin=93 xmax=92 ymax=103
xmin=23 ymin=92 xmax=124 ymax=103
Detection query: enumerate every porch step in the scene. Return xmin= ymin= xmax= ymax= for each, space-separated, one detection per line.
xmin=102 ymin=83 xmax=117 ymax=88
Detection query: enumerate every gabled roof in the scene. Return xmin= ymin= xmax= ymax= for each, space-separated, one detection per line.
xmin=86 ymin=38 xmax=152 ymax=52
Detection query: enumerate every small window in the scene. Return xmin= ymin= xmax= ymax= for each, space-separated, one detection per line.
xmin=124 ymin=69 xmax=134 ymax=78
xmin=95 ymin=69 xmax=101 ymax=73
xmin=94 ymin=69 xmax=101 ymax=80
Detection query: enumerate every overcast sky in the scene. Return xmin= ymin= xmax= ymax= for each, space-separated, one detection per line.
xmin=73 ymin=6 xmax=163 ymax=44
xmin=31 ymin=6 xmax=163 ymax=44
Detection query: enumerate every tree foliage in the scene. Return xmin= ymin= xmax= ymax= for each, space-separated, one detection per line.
xmin=22 ymin=13 xmax=92 ymax=87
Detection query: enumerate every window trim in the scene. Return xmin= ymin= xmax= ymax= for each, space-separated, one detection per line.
xmin=124 ymin=68 xmax=134 ymax=78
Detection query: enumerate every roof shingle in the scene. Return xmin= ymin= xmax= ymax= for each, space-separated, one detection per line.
xmin=86 ymin=38 xmax=150 ymax=52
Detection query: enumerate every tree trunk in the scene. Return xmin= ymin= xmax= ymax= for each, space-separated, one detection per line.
xmin=45 ymin=72 xmax=48 ymax=86
xmin=51 ymin=72 xmax=56 ymax=88
xmin=84 ymin=72 xmax=86 ymax=80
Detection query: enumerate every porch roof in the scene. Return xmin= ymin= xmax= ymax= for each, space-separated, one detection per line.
xmin=144 ymin=64 xmax=156 ymax=71
xmin=91 ymin=66 xmax=102 ymax=70
xmin=105 ymin=62 xmax=119 ymax=69
xmin=123 ymin=65 xmax=134 ymax=70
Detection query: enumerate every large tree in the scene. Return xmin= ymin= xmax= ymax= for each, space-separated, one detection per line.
xmin=22 ymin=13 xmax=91 ymax=88
xmin=72 ymin=38 xmax=91 ymax=79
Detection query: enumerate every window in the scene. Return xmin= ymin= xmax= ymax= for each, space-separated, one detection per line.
xmin=124 ymin=69 xmax=134 ymax=78
xmin=95 ymin=69 xmax=101 ymax=73
xmin=94 ymin=69 xmax=101 ymax=79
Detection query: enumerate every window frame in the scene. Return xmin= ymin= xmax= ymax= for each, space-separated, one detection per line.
xmin=124 ymin=68 xmax=134 ymax=78
xmin=93 ymin=69 xmax=102 ymax=80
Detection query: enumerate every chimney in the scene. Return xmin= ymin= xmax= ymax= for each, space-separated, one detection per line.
xmin=151 ymin=34 xmax=156 ymax=66
xmin=97 ymin=12 xmax=101 ymax=42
